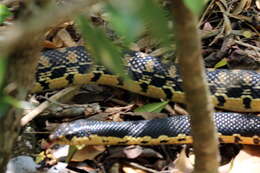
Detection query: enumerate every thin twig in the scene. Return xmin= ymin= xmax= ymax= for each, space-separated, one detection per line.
xmin=235 ymin=40 xmax=260 ymax=52
xmin=198 ymin=0 xmax=215 ymax=27
xmin=128 ymin=162 xmax=169 ymax=173
xmin=21 ymin=86 xmax=79 ymax=126
xmin=216 ymin=1 xmax=232 ymax=35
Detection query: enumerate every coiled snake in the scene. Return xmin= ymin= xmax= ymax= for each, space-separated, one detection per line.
xmin=32 ymin=46 xmax=260 ymax=145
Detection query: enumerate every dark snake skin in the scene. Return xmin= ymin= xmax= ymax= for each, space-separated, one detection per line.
xmin=50 ymin=112 xmax=260 ymax=144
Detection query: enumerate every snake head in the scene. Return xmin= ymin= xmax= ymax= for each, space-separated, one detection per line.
xmin=49 ymin=119 xmax=92 ymax=144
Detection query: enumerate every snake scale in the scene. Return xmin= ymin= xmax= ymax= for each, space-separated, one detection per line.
xmin=32 ymin=46 xmax=260 ymax=145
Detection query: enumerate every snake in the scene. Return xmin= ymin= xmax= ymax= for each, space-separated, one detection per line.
xmin=32 ymin=46 xmax=260 ymax=145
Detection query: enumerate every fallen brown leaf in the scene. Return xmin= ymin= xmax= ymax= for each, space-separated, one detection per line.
xmin=123 ymin=145 xmax=163 ymax=159
xmin=56 ymin=28 xmax=77 ymax=47
xmin=219 ymin=146 xmax=260 ymax=173
xmin=172 ymin=147 xmax=193 ymax=173
xmin=122 ymin=165 xmax=147 ymax=173
xmin=71 ymin=145 xmax=106 ymax=162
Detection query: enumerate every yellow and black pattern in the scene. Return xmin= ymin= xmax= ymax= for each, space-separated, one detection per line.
xmin=50 ymin=112 xmax=260 ymax=145
xmin=33 ymin=46 xmax=260 ymax=112
xmin=31 ymin=46 xmax=260 ymax=145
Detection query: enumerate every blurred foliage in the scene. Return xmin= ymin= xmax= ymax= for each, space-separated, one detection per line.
xmin=183 ymin=0 xmax=206 ymax=15
xmin=77 ymin=0 xmax=172 ymax=80
xmin=0 ymin=57 xmax=27 ymax=118
xmin=0 ymin=0 xmax=207 ymax=116
xmin=76 ymin=15 xmax=126 ymax=78
xmin=0 ymin=5 xmax=12 ymax=117
xmin=76 ymin=0 xmax=205 ymax=111
xmin=105 ymin=1 xmax=144 ymax=44
xmin=106 ymin=0 xmax=171 ymax=46
xmin=0 ymin=57 xmax=8 ymax=118
xmin=0 ymin=4 xmax=12 ymax=24
xmin=0 ymin=57 xmax=7 ymax=89
xmin=0 ymin=100 xmax=10 ymax=118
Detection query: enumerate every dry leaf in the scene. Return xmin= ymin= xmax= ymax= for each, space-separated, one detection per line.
xmin=219 ymin=146 xmax=260 ymax=173
xmin=105 ymin=105 xmax=134 ymax=113
xmin=123 ymin=145 xmax=163 ymax=159
xmin=174 ymin=104 xmax=188 ymax=115
xmin=203 ymin=22 xmax=213 ymax=31
xmin=173 ymin=148 xmax=193 ymax=173
xmin=56 ymin=28 xmax=77 ymax=47
xmin=71 ymin=145 xmax=106 ymax=161
xmin=232 ymin=0 xmax=252 ymax=15
xmin=256 ymin=0 xmax=260 ymax=9
xmin=52 ymin=35 xmax=64 ymax=48
xmin=122 ymin=166 xmax=147 ymax=173
xmin=43 ymin=40 xmax=60 ymax=49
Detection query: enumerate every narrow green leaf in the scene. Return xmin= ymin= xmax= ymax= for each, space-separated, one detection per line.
xmin=0 ymin=95 xmax=31 ymax=117
xmin=0 ymin=4 xmax=12 ymax=24
xmin=214 ymin=58 xmax=228 ymax=69
xmin=0 ymin=56 xmax=7 ymax=88
xmin=2 ymin=95 xmax=20 ymax=107
xmin=0 ymin=56 xmax=8 ymax=118
xmin=0 ymin=100 xmax=10 ymax=118
xmin=183 ymin=0 xmax=206 ymax=15
xmin=3 ymin=95 xmax=32 ymax=109
xmin=0 ymin=95 xmax=30 ymax=117
xmin=134 ymin=101 xmax=169 ymax=113
xmin=76 ymin=16 xmax=127 ymax=79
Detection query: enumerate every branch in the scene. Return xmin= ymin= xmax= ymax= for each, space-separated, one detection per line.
xmin=0 ymin=1 xmax=102 ymax=172
xmin=170 ymin=1 xmax=219 ymax=173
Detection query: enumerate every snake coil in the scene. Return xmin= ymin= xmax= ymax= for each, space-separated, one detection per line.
xmin=32 ymin=46 xmax=260 ymax=145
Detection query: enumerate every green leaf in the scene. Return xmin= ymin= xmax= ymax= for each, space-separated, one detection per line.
xmin=134 ymin=101 xmax=169 ymax=113
xmin=0 ymin=56 xmax=7 ymax=88
xmin=138 ymin=0 xmax=172 ymax=47
xmin=214 ymin=58 xmax=228 ymax=69
xmin=2 ymin=95 xmax=19 ymax=107
xmin=0 ymin=56 xmax=8 ymax=118
xmin=0 ymin=95 xmax=30 ymax=117
xmin=0 ymin=100 xmax=10 ymax=118
xmin=3 ymin=95 xmax=31 ymax=109
xmin=106 ymin=1 xmax=144 ymax=44
xmin=0 ymin=4 xmax=12 ymax=24
xmin=76 ymin=16 xmax=127 ymax=79
xmin=183 ymin=0 xmax=206 ymax=15
xmin=105 ymin=0 xmax=171 ymax=47
xmin=243 ymin=30 xmax=252 ymax=38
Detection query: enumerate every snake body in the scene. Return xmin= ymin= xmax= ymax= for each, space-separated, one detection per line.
xmin=50 ymin=113 xmax=260 ymax=145
xmin=33 ymin=46 xmax=260 ymax=145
